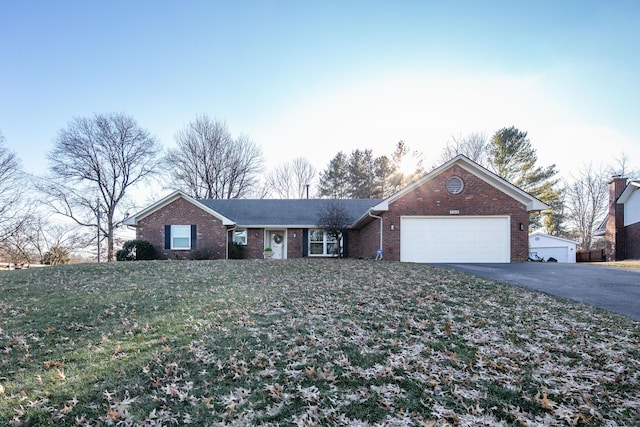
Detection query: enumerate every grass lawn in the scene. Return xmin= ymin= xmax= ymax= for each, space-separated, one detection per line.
xmin=1 ymin=259 xmax=639 ymax=426
xmin=595 ymin=260 xmax=640 ymax=270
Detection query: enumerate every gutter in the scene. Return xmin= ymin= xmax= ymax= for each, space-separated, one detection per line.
xmin=368 ymin=209 xmax=383 ymax=260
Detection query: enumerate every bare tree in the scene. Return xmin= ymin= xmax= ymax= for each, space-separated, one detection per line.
xmin=440 ymin=132 xmax=488 ymax=165
xmin=0 ymin=131 xmax=29 ymax=244
xmin=266 ymin=157 xmax=316 ymax=199
xmin=316 ymin=200 xmax=353 ymax=257
xmin=564 ymin=164 xmax=609 ymax=250
xmin=37 ymin=113 xmax=162 ymax=261
xmin=166 ymin=115 xmax=263 ymax=199
xmin=608 ymin=152 xmax=639 ymax=179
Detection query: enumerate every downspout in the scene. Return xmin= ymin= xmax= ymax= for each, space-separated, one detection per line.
xmin=368 ymin=209 xmax=383 ymax=260
xmin=226 ymin=225 xmax=237 ymax=260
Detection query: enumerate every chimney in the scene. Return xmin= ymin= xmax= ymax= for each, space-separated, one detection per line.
xmin=605 ymin=176 xmax=627 ymax=261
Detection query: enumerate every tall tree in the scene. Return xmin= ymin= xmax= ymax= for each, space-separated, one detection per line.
xmin=319 ymin=142 xmax=425 ymax=199
xmin=166 ymin=115 xmax=263 ymax=199
xmin=38 ymin=113 xmax=162 ymax=261
xmin=608 ymin=152 xmax=639 ymax=179
xmin=319 ymin=152 xmax=350 ymax=198
xmin=439 ymin=132 xmax=488 ymax=165
xmin=266 ymin=157 xmax=316 ymax=199
xmin=391 ymin=140 xmax=425 ymax=190
xmin=348 ymin=149 xmax=377 ymax=198
xmin=0 ymin=131 xmax=27 ymax=244
xmin=487 ymin=126 xmax=560 ymax=229
xmin=563 ymin=164 xmax=609 ymax=250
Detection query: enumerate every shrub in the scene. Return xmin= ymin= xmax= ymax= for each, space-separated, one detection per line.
xmin=190 ymin=247 xmax=216 ymax=260
xmin=42 ymin=246 xmax=71 ymax=265
xmin=116 ymin=240 xmax=156 ymax=261
xmin=229 ymin=242 xmax=244 ymax=259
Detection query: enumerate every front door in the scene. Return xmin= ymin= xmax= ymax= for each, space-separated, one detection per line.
xmin=268 ymin=230 xmax=286 ymax=259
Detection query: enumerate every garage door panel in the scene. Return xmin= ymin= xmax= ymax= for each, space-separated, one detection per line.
xmin=401 ymin=216 xmax=510 ymax=263
xmin=529 ymin=247 xmax=568 ymax=263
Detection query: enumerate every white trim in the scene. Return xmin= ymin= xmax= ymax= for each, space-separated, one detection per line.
xmin=529 ymin=231 xmax=578 ymax=245
xmin=170 ymin=225 xmax=191 ymax=250
xmin=372 ymin=155 xmax=549 ymax=213
xmin=123 ymin=190 xmax=235 ymax=226
xmin=617 ymin=180 xmax=640 ymax=204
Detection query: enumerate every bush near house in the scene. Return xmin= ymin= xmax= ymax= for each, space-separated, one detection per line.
xmin=115 ymin=240 xmax=156 ymax=261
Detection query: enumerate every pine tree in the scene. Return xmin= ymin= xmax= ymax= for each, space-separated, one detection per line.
xmin=487 ymin=126 xmax=560 ymax=230
xmin=318 ymin=152 xmax=350 ymax=198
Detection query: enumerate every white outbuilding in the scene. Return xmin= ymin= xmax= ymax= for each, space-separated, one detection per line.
xmin=528 ymin=232 xmax=577 ymax=263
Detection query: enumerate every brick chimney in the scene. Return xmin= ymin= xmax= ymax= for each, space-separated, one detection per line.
xmin=605 ymin=176 xmax=627 ymax=261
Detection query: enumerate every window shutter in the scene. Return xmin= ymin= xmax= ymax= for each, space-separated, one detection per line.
xmin=342 ymin=231 xmax=349 ymax=258
xmin=164 ymin=225 xmax=171 ymax=249
xmin=302 ymin=228 xmax=308 ymax=257
xmin=191 ymin=224 xmax=197 ymax=249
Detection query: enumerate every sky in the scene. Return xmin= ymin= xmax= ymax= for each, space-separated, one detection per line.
xmin=1 ymin=0 xmax=639 ymax=197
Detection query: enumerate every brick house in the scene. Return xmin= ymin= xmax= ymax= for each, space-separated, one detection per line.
xmin=124 ymin=155 xmax=548 ymax=263
xmin=598 ymin=176 xmax=640 ymax=261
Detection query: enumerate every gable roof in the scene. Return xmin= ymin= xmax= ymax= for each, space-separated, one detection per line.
xmin=366 ymin=154 xmax=549 ymax=214
xmin=123 ymin=190 xmax=235 ymax=226
xmin=529 ymin=231 xmax=578 ymax=245
xmin=617 ymin=180 xmax=640 ymax=204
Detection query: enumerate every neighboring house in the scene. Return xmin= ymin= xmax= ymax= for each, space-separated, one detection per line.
xmin=124 ymin=155 xmax=548 ymax=263
xmin=528 ymin=231 xmax=577 ymax=263
xmin=596 ymin=177 xmax=640 ymax=261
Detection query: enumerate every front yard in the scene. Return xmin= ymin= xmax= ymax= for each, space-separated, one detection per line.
xmin=1 ymin=259 xmax=639 ymax=426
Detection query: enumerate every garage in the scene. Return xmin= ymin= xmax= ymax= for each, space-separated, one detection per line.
xmin=528 ymin=232 xmax=577 ymax=263
xmin=400 ymin=216 xmax=510 ymax=263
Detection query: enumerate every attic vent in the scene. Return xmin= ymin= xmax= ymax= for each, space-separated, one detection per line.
xmin=445 ymin=176 xmax=464 ymax=194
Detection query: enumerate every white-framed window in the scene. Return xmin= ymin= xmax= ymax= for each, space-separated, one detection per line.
xmin=233 ymin=229 xmax=247 ymax=245
xmin=308 ymin=229 xmax=339 ymax=256
xmin=171 ymin=225 xmax=191 ymax=250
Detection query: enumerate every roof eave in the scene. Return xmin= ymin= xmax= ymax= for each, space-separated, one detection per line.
xmin=124 ymin=190 xmax=236 ymax=226
xmin=617 ymin=181 xmax=640 ymax=204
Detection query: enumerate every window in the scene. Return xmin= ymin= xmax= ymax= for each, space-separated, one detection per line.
xmin=308 ymin=229 xmax=340 ymax=256
xmin=171 ymin=225 xmax=191 ymax=250
xmin=233 ymin=229 xmax=247 ymax=245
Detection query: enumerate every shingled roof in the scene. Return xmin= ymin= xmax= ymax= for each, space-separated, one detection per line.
xmin=200 ymin=198 xmax=381 ymax=227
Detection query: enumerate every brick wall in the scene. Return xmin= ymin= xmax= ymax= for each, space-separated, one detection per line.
xmin=137 ymin=197 xmax=228 ymax=260
xmin=287 ymin=229 xmax=304 ymax=259
xmin=236 ymin=228 xmax=306 ymax=259
xmin=625 ymin=222 xmax=640 ymax=259
xmin=355 ymin=165 xmax=530 ymax=262
xmin=241 ymin=228 xmax=266 ymax=259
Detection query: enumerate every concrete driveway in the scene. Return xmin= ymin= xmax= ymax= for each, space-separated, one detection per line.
xmin=436 ymin=263 xmax=640 ymax=321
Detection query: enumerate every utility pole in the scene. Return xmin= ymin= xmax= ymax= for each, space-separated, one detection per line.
xmin=97 ymin=201 xmax=101 ymax=263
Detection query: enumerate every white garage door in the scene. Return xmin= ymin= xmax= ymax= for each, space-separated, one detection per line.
xmin=529 ymin=247 xmax=568 ymax=263
xmin=400 ymin=216 xmax=510 ymax=263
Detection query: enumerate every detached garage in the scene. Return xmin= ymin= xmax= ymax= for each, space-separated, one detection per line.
xmin=401 ymin=216 xmax=510 ymax=263
xmin=529 ymin=232 xmax=577 ymax=263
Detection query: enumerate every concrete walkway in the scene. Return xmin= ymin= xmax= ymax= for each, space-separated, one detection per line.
xmin=436 ymin=263 xmax=640 ymax=321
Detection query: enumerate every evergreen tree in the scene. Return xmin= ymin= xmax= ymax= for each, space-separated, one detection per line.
xmin=487 ymin=126 xmax=560 ymax=230
xmin=347 ymin=149 xmax=377 ymax=198
xmin=318 ymin=152 xmax=350 ymax=198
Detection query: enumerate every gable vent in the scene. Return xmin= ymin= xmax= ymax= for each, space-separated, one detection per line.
xmin=445 ymin=176 xmax=464 ymax=194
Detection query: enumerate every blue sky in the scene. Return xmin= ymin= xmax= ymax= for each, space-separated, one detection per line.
xmin=1 ymin=1 xmax=639 ymax=190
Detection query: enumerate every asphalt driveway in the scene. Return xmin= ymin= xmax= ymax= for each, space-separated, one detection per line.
xmin=436 ymin=263 xmax=640 ymax=321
